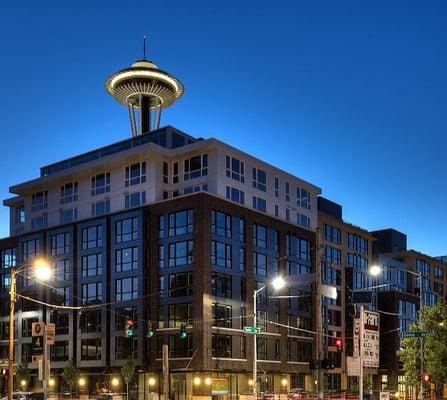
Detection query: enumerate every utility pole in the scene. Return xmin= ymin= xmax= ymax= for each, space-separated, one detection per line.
xmin=418 ymin=273 xmax=424 ymax=400
xmin=359 ymin=305 xmax=364 ymax=400
xmin=315 ymin=228 xmax=324 ymax=400
xmin=8 ymin=269 xmax=17 ymax=400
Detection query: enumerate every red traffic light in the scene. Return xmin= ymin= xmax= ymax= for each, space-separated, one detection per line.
xmin=125 ymin=319 xmax=134 ymax=329
xmin=333 ymin=338 xmax=343 ymax=350
xmin=422 ymin=374 xmax=431 ymax=383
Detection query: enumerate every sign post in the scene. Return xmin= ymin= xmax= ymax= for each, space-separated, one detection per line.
xmin=243 ymin=326 xmax=261 ymax=334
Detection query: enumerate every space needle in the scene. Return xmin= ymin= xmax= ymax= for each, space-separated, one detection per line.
xmin=105 ymin=40 xmax=184 ymax=137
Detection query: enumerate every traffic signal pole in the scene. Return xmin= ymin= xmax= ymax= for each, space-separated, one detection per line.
xmin=359 ymin=305 xmax=364 ymax=400
xmin=8 ymin=269 xmax=16 ymax=400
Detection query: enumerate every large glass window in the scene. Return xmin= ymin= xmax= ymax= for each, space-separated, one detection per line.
xmin=297 ymin=187 xmax=311 ymax=210
xmin=169 ymin=241 xmax=193 ymax=266
xmin=211 ymin=272 xmax=232 ymax=298
xmin=125 ymin=191 xmax=146 ymax=208
xmin=54 ymin=259 xmax=69 ymax=282
xmin=252 ymin=167 xmax=267 ymax=191
xmin=80 ymin=310 xmax=102 ymax=333
xmin=81 ymin=282 xmax=102 ymax=305
xmin=51 ymin=341 xmax=69 ymax=362
xmin=212 ymin=304 xmax=232 ymax=328
xmin=253 ymin=252 xmax=267 ymax=276
xmin=211 ymin=241 xmax=231 ymax=268
xmin=82 ymin=225 xmax=103 ymax=249
xmin=169 ymin=272 xmax=193 ymax=297
xmin=116 ymin=217 xmax=139 ymax=243
xmin=31 ymin=191 xmax=48 ymax=211
xmin=81 ymin=338 xmax=101 ymax=360
xmin=116 ymin=247 xmax=138 ymax=272
xmin=347 ymin=233 xmax=369 ymax=254
xmin=91 ymin=173 xmax=110 ymax=196
xmin=60 ymin=182 xmax=78 ymax=205
xmin=253 ymin=224 xmax=267 ymax=248
xmin=168 ymin=210 xmax=193 ymax=236
xmin=184 ymin=154 xmax=208 ymax=180
xmin=60 ymin=208 xmax=77 ymax=224
xmin=81 ymin=254 xmax=102 ymax=277
xmin=212 ymin=334 xmax=232 ymax=358
xmin=125 ymin=162 xmax=146 ymax=187
xmin=115 ymin=277 xmax=138 ymax=301
xmin=168 ymin=334 xmax=194 ymax=357
xmin=92 ymin=199 xmax=110 ymax=216
xmin=323 ymin=224 xmax=341 ymax=244
xmin=324 ymin=245 xmax=341 ymax=265
xmin=211 ymin=211 xmax=232 ymax=238
xmin=22 ymin=239 xmax=40 ymax=262
xmin=115 ymin=306 xmax=138 ymax=330
xmin=115 ymin=337 xmax=138 ymax=359
xmin=226 ymin=155 xmax=245 ymax=182
xmin=0 ymin=249 xmax=16 ymax=269
xmin=226 ymin=186 xmax=245 ymax=205
xmin=252 ymin=196 xmax=266 ymax=213
xmin=168 ymin=303 xmax=192 ymax=327
xmin=32 ymin=214 xmax=48 ymax=230
xmin=51 ymin=233 xmax=70 ymax=255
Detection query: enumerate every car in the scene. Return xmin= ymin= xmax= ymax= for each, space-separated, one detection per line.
xmin=1 ymin=392 xmax=28 ymax=400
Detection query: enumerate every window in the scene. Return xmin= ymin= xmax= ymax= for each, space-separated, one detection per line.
xmin=60 ymin=182 xmax=78 ymax=205
xmin=434 ymin=266 xmax=444 ymax=280
xmin=297 ymin=187 xmax=311 ymax=210
xmin=31 ymin=191 xmax=48 ymax=211
xmin=82 ymin=282 xmax=102 ymax=305
xmin=226 ymin=155 xmax=245 ymax=182
xmin=163 ymin=162 xmax=169 ymax=184
xmin=347 ymin=233 xmax=369 ymax=254
xmin=415 ymin=260 xmax=430 ymax=276
xmin=60 ymin=208 xmax=77 ymax=224
xmin=51 ymin=312 xmax=69 ymax=335
xmin=92 ymin=199 xmax=110 ymax=216
xmin=82 ymin=225 xmax=102 ymax=249
xmin=324 ymin=246 xmax=341 ymax=265
xmin=257 ymin=338 xmax=267 ymax=360
xmin=158 ymin=245 xmax=165 ymax=268
xmin=125 ymin=191 xmax=146 ymax=208
xmin=226 ymin=186 xmax=245 ymax=205
xmin=212 ymin=272 xmax=232 ymax=298
xmin=169 ymin=241 xmax=193 ymax=266
xmin=80 ymin=310 xmax=102 ymax=333
xmin=81 ymin=338 xmax=101 ymax=360
xmin=91 ymin=173 xmax=110 ymax=196
xmin=183 ymin=184 xmax=208 ymax=194
xmin=55 ymin=259 xmax=70 ymax=282
xmin=211 ymin=211 xmax=232 ymax=238
xmin=275 ymin=205 xmax=279 ymax=217
xmin=51 ymin=341 xmax=69 ymax=362
xmin=252 ymin=167 xmax=267 ymax=191
xmin=323 ymin=224 xmax=341 ymax=244
xmin=116 ymin=217 xmax=139 ymax=243
xmin=125 ymin=162 xmax=146 ymax=187
xmin=16 ymin=206 xmax=25 ymax=224
xmin=51 ymin=287 xmax=71 ymax=306
xmin=212 ymin=304 xmax=232 ymax=328
xmin=51 ymin=232 xmax=70 ymax=255
xmin=115 ymin=306 xmax=138 ymax=330
xmin=211 ymin=241 xmax=232 ymax=268
xmin=116 ymin=247 xmax=138 ymax=272
xmin=184 ymin=154 xmax=208 ymax=180
xmin=115 ymin=337 xmax=138 ymax=359
xmin=169 ymin=272 xmax=193 ymax=297
xmin=252 ymin=196 xmax=266 ymax=213
xmin=286 ymin=208 xmax=290 ymax=221
xmin=239 ymin=218 xmax=245 ymax=242
xmin=173 ymin=162 xmax=179 ymax=183
xmin=297 ymin=213 xmax=311 ymax=229
xmin=0 ymin=249 xmax=16 ymax=269
xmin=168 ymin=210 xmax=193 ymax=236
xmin=239 ymin=248 xmax=245 ymax=272
xmin=22 ymin=239 xmax=40 ymax=262
xmin=81 ymin=254 xmax=102 ymax=277
xmin=168 ymin=334 xmax=194 ymax=357
xmin=168 ymin=303 xmax=192 ymax=327
xmin=285 ymin=182 xmax=290 ymax=201
xmin=116 ymin=277 xmax=138 ymax=301
xmin=287 ymin=235 xmax=311 ymax=262
xmin=212 ymin=334 xmax=232 ymax=358
xmin=253 ymin=252 xmax=267 ymax=276
xmin=32 ymin=214 xmax=48 ymax=230
xmin=253 ymin=224 xmax=267 ymax=248
xmin=274 ymin=177 xmax=279 ymax=197
xmin=22 ymin=318 xmax=38 ymax=337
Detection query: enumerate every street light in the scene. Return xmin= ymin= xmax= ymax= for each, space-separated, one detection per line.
xmin=368 ymin=264 xmax=424 ymax=400
xmin=253 ymin=276 xmax=285 ymax=398
xmin=8 ymin=259 xmax=51 ymax=400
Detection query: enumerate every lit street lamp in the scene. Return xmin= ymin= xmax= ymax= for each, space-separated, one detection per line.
xmin=8 ymin=258 xmax=51 ymax=400
xmin=252 ymin=276 xmax=285 ymax=398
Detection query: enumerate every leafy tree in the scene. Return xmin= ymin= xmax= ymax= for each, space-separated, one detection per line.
xmin=62 ymin=359 xmax=79 ymax=400
xmin=398 ymin=300 xmax=447 ymax=396
xmin=121 ymin=359 xmax=135 ymax=400
xmin=15 ymin=363 xmax=30 ymax=389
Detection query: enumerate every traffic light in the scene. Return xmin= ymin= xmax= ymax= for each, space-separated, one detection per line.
xmin=320 ymin=359 xmax=335 ymax=370
xmin=422 ymin=373 xmax=431 ymax=383
xmin=125 ymin=319 xmax=134 ymax=337
xmin=334 ymin=338 xmax=344 ymax=352
xmin=147 ymin=321 xmax=155 ymax=338
xmin=180 ymin=323 xmax=188 ymax=339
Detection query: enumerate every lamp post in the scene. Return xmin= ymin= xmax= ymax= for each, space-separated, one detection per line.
xmin=369 ymin=265 xmax=424 ymax=400
xmin=8 ymin=259 xmax=51 ymax=400
xmin=252 ymin=276 xmax=285 ymax=398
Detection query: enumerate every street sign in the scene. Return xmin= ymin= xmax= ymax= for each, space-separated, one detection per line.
xmin=352 ymin=290 xmax=373 ymax=304
xmin=363 ymin=310 xmax=380 ymax=368
xmin=46 ymin=323 xmax=55 ymax=345
xmin=346 ymin=356 xmax=361 ymax=376
xmin=31 ymin=336 xmax=44 ymax=356
xmin=403 ymin=331 xmax=426 ymax=338
xmin=244 ymin=326 xmax=261 ymax=334
xmin=32 ymin=322 xmax=45 ymax=337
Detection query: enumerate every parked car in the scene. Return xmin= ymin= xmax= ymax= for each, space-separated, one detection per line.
xmin=1 ymin=392 xmax=28 ymax=400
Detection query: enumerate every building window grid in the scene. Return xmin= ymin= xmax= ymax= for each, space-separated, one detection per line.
xmin=116 ymin=217 xmax=139 ymax=243
xmin=211 ymin=210 xmax=232 ymax=238
xmin=168 ymin=210 xmax=193 ymax=237
xmin=252 ymin=167 xmax=267 ymax=192
xmin=226 ymin=155 xmax=245 ymax=183
xmin=115 ymin=247 xmax=138 ymax=272
xmin=91 ymin=173 xmax=110 ymax=196
xmin=212 ymin=303 xmax=232 ymax=328
xmin=60 ymin=182 xmax=78 ymax=205
xmin=168 ymin=241 xmax=193 ymax=267
xmin=31 ymin=191 xmax=48 ymax=212
xmin=82 ymin=225 xmax=103 ymax=249
xmin=115 ymin=277 xmax=138 ymax=301
xmin=125 ymin=161 xmax=146 ymax=187
xmin=184 ymin=154 xmax=208 ymax=181
xmin=211 ymin=241 xmax=232 ymax=268
xmin=226 ymin=186 xmax=245 ymax=205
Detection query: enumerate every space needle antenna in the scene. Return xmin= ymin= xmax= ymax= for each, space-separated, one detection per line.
xmin=105 ymin=40 xmax=184 ymax=137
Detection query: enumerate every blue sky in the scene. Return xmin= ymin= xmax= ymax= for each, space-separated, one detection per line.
xmin=0 ymin=1 xmax=446 ymax=255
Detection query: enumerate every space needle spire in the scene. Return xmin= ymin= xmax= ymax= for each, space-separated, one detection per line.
xmin=105 ymin=40 xmax=184 ymax=137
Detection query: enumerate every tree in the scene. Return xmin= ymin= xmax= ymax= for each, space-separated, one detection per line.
xmin=398 ymin=300 xmax=447 ymax=397
xmin=15 ymin=363 xmax=30 ymax=389
xmin=62 ymin=359 xmax=79 ymax=400
xmin=121 ymin=359 xmax=135 ymax=400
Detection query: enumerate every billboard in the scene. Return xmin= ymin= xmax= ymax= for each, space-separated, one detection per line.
xmin=363 ymin=310 xmax=380 ymax=368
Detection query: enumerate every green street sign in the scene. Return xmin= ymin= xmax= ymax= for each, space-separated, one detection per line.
xmin=403 ymin=331 xmax=426 ymax=338
xmin=244 ymin=326 xmax=261 ymax=334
